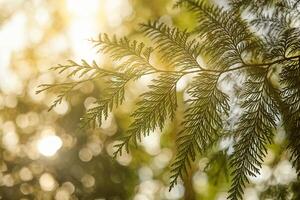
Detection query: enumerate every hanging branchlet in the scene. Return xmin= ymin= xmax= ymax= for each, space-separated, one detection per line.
xmin=228 ymin=69 xmax=280 ymax=200
xmin=169 ymin=72 xmax=229 ymax=190
xmin=280 ymin=58 xmax=300 ymax=175
xmin=113 ymin=72 xmax=181 ymax=157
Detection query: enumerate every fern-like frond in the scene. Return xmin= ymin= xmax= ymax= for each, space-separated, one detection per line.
xmin=38 ymin=60 xmax=130 ymax=115
xmin=92 ymin=34 xmax=155 ymax=76
xmin=113 ymin=73 xmax=181 ymax=157
xmin=266 ymin=28 xmax=300 ymax=59
xmin=51 ymin=59 xmax=124 ymax=78
xmin=80 ymin=74 xmax=132 ymax=128
xmin=169 ymin=72 xmax=229 ymax=190
xmin=229 ymin=0 xmax=289 ymax=13
xmin=230 ymin=0 xmax=300 ymax=12
xmin=140 ymin=21 xmax=202 ymax=71
xmin=36 ymin=81 xmax=83 ymax=111
xmin=250 ymin=13 xmax=291 ymax=33
xmin=280 ymin=59 xmax=300 ymax=174
xmin=228 ymin=70 xmax=279 ymax=200
xmin=176 ymin=0 xmax=257 ymax=69
xmin=231 ymin=0 xmax=300 ymax=38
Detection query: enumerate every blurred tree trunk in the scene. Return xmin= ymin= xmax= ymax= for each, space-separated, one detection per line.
xmin=183 ymin=167 xmax=196 ymax=200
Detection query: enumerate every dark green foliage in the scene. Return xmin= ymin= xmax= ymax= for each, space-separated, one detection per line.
xmin=291 ymin=181 xmax=300 ymax=199
xmin=230 ymin=0 xmax=300 ymax=14
xmin=141 ymin=21 xmax=202 ymax=70
xmin=268 ymin=28 xmax=300 ymax=59
xmin=39 ymin=0 xmax=300 ymax=199
xmin=114 ymin=73 xmax=181 ymax=156
xmin=92 ymin=33 xmax=156 ymax=76
xmin=80 ymin=74 xmax=131 ymax=128
xmin=229 ymin=70 xmax=280 ymax=199
xmin=176 ymin=0 xmax=257 ymax=69
xmin=170 ymin=73 xmax=229 ymax=190
xmin=281 ymin=59 xmax=300 ymax=174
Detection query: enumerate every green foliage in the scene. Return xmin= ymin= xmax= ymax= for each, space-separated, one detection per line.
xmin=170 ymin=73 xmax=229 ymax=190
xmin=230 ymin=0 xmax=300 ymax=14
xmin=80 ymin=74 xmax=131 ymax=128
xmin=176 ymin=0 xmax=257 ymax=69
xmin=92 ymin=33 xmax=156 ymax=76
xmin=39 ymin=0 xmax=300 ymax=199
xmin=114 ymin=73 xmax=181 ymax=157
xmin=141 ymin=21 xmax=202 ymax=70
xmin=281 ymin=59 xmax=300 ymax=174
xmin=37 ymin=81 xmax=81 ymax=111
xmin=267 ymin=28 xmax=300 ymax=59
xmin=228 ymin=70 xmax=279 ymax=199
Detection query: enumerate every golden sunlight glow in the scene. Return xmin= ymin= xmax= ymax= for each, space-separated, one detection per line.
xmin=66 ymin=0 xmax=100 ymax=60
xmin=37 ymin=135 xmax=63 ymax=157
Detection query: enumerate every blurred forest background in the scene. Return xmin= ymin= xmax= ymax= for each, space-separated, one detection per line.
xmin=0 ymin=0 xmax=298 ymax=199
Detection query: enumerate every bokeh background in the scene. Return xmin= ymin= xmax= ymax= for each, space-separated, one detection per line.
xmin=0 ymin=0 xmax=298 ymax=200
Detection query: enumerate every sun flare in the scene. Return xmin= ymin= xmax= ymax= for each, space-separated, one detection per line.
xmin=37 ymin=135 xmax=63 ymax=157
